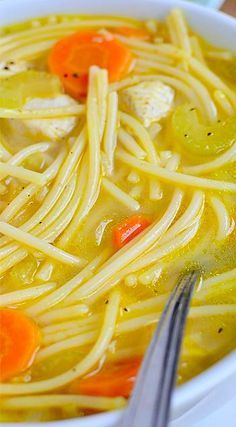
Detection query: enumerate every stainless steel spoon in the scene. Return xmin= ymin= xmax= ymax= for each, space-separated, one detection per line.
xmin=118 ymin=270 xmax=201 ymax=427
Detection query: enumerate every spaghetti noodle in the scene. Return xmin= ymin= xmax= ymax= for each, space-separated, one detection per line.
xmin=0 ymin=8 xmax=235 ymax=422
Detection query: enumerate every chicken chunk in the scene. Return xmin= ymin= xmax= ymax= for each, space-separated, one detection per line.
xmin=120 ymin=81 xmax=175 ymax=127
xmin=22 ymin=95 xmax=78 ymax=141
xmin=0 ymin=60 xmax=32 ymax=76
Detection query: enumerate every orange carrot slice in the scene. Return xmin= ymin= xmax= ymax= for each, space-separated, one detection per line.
xmin=113 ymin=215 xmax=151 ymax=249
xmin=0 ymin=309 xmax=40 ymax=381
xmin=69 ymin=358 xmax=141 ymax=398
xmin=114 ymin=26 xmax=151 ymax=41
xmin=48 ymin=31 xmax=134 ymax=99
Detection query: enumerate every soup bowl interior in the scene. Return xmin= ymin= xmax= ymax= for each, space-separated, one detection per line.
xmin=0 ymin=0 xmax=236 ymax=426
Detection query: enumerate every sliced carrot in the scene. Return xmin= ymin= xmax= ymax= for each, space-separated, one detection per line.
xmin=0 ymin=309 xmax=40 ymax=381
xmin=113 ymin=215 xmax=151 ymax=249
xmin=69 ymin=358 xmax=141 ymax=398
xmin=114 ymin=26 xmax=151 ymax=41
xmin=48 ymin=31 xmax=134 ymax=99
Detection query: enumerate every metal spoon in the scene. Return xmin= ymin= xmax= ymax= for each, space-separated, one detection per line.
xmin=118 ymin=270 xmax=201 ymax=427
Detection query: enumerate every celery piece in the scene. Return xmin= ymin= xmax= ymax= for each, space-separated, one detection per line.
xmin=172 ymin=104 xmax=236 ymax=156
xmin=0 ymin=70 xmax=63 ymax=109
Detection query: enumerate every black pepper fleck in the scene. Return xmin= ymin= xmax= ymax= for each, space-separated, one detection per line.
xmin=123 ymin=307 xmax=129 ymax=312
xmin=207 ymin=132 xmax=212 ymax=136
xmin=184 ymin=134 xmax=188 ymax=137
xmin=218 ymin=327 xmax=223 ymax=334
xmin=105 ymin=299 xmax=109 ymax=305
xmin=4 ymin=66 xmax=9 ymax=70
xmin=190 ymin=107 xmax=196 ymax=111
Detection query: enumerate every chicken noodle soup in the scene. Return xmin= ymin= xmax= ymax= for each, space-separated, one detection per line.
xmin=0 ymin=8 xmax=236 ymax=422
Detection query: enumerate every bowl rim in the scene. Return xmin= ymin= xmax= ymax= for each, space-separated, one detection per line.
xmin=0 ymin=0 xmax=235 ymax=425
xmin=1 ymin=0 xmax=236 ymax=27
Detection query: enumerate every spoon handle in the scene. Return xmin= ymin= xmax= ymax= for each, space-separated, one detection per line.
xmin=118 ymin=270 xmax=200 ymax=427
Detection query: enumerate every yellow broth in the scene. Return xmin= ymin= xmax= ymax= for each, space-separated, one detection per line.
xmin=0 ymin=10 xmax=235 ymax=422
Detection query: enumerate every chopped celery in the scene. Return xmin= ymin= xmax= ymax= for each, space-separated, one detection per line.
xmin=0 ymin=70 xmax=63 ymax=109
xmin=9 ymin=254 xmax=38 ymax=286
xmin=171 ymin=104 xmax=236 ymax=156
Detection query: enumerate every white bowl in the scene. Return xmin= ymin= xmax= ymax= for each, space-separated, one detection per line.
xmin=0 ymin=1 xmax=235 ymax=426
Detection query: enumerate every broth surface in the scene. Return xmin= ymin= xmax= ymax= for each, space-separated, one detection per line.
xmin=0 ymin=10 xmax=235 ymax=422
